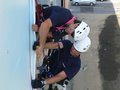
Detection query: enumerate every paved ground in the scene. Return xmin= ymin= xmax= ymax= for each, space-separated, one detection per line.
xmin=71 ymin=13 xmax=109 ymax=90
xmin=99 ymin=14 xmax=120 ymax=90
xmin=70 ymin=0 xmax=120 ymax=90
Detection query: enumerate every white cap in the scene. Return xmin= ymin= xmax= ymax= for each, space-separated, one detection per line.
xmin=73 ymin=37 xmax=91 ymax=52
xmin=74 ymin=21 xmax=90 ymax=41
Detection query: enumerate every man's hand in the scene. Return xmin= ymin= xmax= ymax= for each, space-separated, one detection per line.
xmin=32 ymin=79 xmax=45 ymax=89
xmin=36 ymin=46 xmax=44 ymax=58
xmin=32 ymin=24 xmax=39 ymax=32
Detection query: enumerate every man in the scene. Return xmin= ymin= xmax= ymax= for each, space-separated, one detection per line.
xmin=32 ymin=6 xmax=90 ymax=56
xmin=32 ymin=36 xmax=91 ymax=89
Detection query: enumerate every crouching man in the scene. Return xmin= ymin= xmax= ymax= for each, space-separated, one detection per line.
xmin=32 ymin=37 xmax=91 ymax=89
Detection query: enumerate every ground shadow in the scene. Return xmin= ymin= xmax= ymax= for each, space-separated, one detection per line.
xmin=99 ymin=15 xmax=120 ymax=90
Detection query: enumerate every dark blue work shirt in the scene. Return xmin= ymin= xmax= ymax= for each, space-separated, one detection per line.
xmin=42 ymin=6 xmax=74 ymax=41
xmin=49 ymin=40 xmax=81 ymax=80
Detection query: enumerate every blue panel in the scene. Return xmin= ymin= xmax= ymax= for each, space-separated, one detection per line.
xmin=0 ymin=0 xmax=35 ymax=90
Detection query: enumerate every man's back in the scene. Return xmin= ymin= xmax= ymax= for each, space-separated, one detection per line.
xmin=49 ymin=40 xmax=81 ymax=80
xmin=43 ymin=6 xmax=73 ymax=27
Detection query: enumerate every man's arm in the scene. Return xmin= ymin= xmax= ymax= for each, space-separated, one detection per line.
xmin=45 ymin=71 xmax=67 ymax=85
xmin=32 ymin=24 xmax=53 ymax=38
xmin=39 ymin=18 xmax=52 ymax=47
xmin=44 ymin=42 xmax=63 ymax=49
xmin=36 ymin=19 xmax=52 ymax=56
xmin=32 ymin=71 xmax=67 ymax=88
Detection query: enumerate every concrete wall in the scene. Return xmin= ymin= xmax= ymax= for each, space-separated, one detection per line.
xmin=0 ymin=0 xmax=36 ymax=90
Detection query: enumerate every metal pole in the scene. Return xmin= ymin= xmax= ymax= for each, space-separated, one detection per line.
xmin=61 ymin=0 xmax=64 ymax=7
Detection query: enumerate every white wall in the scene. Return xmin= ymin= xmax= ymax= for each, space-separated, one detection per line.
xmin=0 ymin=0 xmax=35 ymax=90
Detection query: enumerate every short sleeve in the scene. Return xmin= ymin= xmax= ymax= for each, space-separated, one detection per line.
xmin=64 ymin=58 xmax=81 ymax=80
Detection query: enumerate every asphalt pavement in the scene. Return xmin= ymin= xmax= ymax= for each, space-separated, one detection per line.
xmin=69 ymin=0 xmax=120 ymax=90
